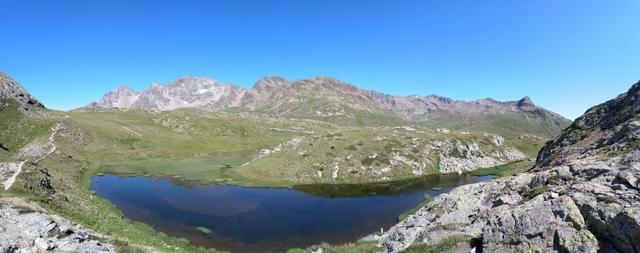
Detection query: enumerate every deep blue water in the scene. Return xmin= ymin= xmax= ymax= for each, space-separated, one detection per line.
xmin=91 ymin=174 xmax=491 ymax=253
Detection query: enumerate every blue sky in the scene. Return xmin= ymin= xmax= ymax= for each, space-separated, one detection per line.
xmin=1 ymin=0 xmax=639 ymax=119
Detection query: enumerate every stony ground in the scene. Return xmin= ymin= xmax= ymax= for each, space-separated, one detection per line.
xmin=0 ymin=197 xmax=117 ymax=253
xmin=376 ymin=153 xmax=639 ymax=252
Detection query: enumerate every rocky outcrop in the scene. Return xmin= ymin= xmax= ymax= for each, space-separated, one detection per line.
xmin=378 ymin=154 xmax=638 ymax=252
xmin=377 ymin=81 xmax=640 ymax=252
xmin=250 ymin=76 xmax=289 ymax=105
xmin=0 ymin=72 xmax=43 ymax=108
xmin=537 ymin=80 xmax=640 ymax=167
xmin=433 ymin=140 xmax=525 ymax=174
xmin=0 ymin=200 xmax=115 ymax=252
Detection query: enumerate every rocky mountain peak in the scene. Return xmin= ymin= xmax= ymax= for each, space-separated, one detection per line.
xmin=254 ymin=76 xmax=288 ymax=88
xmin=423 ymin=95 xmax=454 ymax=104
xmin=97 ymin=84 xmax=140 ymax=109
xmin=518 ymin=96 xmax=534 ymax=105
xmin=516 ymin=96 xmax=536 ymax=109
xmin=476 ymin=98 xmax=499 ymax=104
xmin=0 ymin=72 xmax=43 ymax=108
xmin=298 ymin=77 xmax=366 ymax=96
xmin=168 ymin=76 xmax=221 ymax=88
xmin=116 ymin=84 xmax=136 ymax=93
xmin=251 ymin=76 xmax=289 ymax=103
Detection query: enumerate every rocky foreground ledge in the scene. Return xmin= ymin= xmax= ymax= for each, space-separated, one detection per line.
xmin=0 ymin=198 xmax=116 ymax=252
xmin=377 ymin=153 xmax=639 ymax=252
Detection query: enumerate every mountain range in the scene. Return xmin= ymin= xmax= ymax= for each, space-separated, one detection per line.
xmin=89 ymin=75 xmax=571 ymax=138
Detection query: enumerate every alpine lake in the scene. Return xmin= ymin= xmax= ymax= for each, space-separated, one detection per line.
xmin=91 ymin=173 xmax=492 ymax=253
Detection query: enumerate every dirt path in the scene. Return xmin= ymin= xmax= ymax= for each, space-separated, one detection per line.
xmin=33 ymin=123 xmax=61 ymax=163
xmin=2 ymin=161 xmax=26 ymax=190
xmin=1 ymin=122 xmax=61 ymax=190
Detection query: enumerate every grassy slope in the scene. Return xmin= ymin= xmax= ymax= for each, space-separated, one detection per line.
xmin=253 ymin=95 xmax=407 ymax=127
xmin=10 ymin=151 xmax=223 ymax=252
xmin=404 ymin=235 xmax=473 ymax=253
xmin=469 ymin=160 xmax=533 ymax=178
xmin=230 ymin=127 xmax=545 ymax=186
xmin=0 ymin=99 xmax=56 ymax=162
xmin=64 ymin=109 xmax=324 ymax=183
xmin=0 ymin=105 xmax=225 ymax=252
xmin=418 ymin=111 xmax=570 ymax=139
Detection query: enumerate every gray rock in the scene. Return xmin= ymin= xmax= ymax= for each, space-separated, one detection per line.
xmin=482 ymin=196 xmax=597 ymax=253
xmin=0 ymin=72 xmax=43 ymax=108
xmin=377 ymin=156 xmax=639 ymax=253
xmin=0 ymin=202 xmax=116 ymax=253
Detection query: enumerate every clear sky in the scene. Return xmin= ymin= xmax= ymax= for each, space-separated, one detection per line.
xmin=1 ymin=0 xmax=639 ymax=119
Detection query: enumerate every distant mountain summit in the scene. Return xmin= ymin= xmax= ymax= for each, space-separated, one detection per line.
xmin=89 ymin=75 xmax=571 ymax=138
xmin=0 ymin=72 xmax=43 ymax=108
xmin=89 ymin=77 xmax=251 ymax=110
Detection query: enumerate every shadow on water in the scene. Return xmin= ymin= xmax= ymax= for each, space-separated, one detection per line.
xmin=293 ymin=174 xmax=490 ymax=197
xmin=91 ymin=174 xmax=492 ymax=253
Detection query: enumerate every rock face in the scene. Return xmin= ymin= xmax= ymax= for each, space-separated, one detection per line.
xmin=434 ymin=139 xmax=525 ymax=174
xmin=93 ymin=85 xmax=140 ymax=108
xmin=0 ymin=201 xmax=115 ymax=252
xmin=250 ymin=76 xmax=290 ymax=105
xmin=537 ymin=80 xmax=640 ymax=167
xmin=88 ymin=75 xmax=570 ymax=137
xmin=377 ymin=81 xmax=640 ymax=253
xmin=0 ymin=72 xmax=43 ymax=108
xmin=379 ymin=155 xmax=639 ymax=253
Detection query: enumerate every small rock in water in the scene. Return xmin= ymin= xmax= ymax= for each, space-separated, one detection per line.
xmin=196 ymin=226 xmax=212 ymax=234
